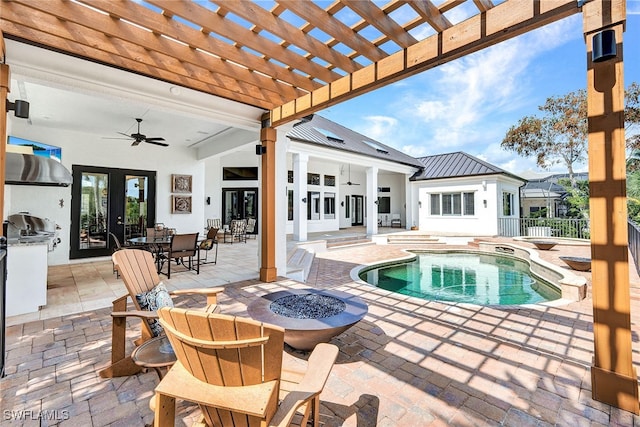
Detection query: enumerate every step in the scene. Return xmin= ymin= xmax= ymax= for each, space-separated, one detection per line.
xmin=387 ymin=234 xmax=441 ymax=244
xmin=285 ymin=247 xmax=315 ymax=283
xmin=326 ymin=238 xmax=372 ymax=249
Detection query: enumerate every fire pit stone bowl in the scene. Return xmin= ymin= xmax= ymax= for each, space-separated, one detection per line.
xmin=247 ymin=288 xmax=368 ymax=351
xmin=559 ymin=256 xmax=592 ymax=272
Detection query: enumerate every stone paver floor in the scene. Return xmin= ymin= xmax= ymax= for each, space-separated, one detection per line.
xmin=2 ymin=238 xmax=640 ymax=426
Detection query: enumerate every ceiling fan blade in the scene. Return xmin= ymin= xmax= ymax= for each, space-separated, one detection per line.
xmin=144 ymin=137 xmax=166 ymax=142
xmin=131 ymin=140 xmax=142 ymax=146
xmin=146 ymin=140 xmax=169 ymax=147
xmin=102 ymin=137 xmax=132 ymax=140
xmin=117 ymin=132 xmax=133 ymax=138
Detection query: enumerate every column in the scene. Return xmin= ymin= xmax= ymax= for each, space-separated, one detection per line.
xmin=259 ymin=126 xmax=277 ymax=282
xmin=583 ymin=1 xmax=639 ymax=414
xmin=366 ymin=166 xmax=378 ymax=235
xmin=293 ymin=153 xmax=308 ymax=241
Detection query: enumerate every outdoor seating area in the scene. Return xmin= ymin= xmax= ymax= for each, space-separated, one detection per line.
xmin=3 ymin=236 xmax=640 ymax=426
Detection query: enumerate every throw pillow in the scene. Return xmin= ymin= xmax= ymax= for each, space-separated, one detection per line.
xmin=135 ymin=282 xmax=174 ymax=337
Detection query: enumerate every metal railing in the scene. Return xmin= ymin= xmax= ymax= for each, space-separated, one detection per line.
xmin=497 ymin=217 xmax=590 ymax=240
xmin=628 ymin=219 xmax=640 ymax=277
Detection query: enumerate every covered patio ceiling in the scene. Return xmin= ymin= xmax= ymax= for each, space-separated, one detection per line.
xmin=1 ymin=0 xmax=579 ymax=124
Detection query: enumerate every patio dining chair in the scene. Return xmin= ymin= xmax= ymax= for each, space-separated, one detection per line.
xmin=206 ymin=218 xmax=222 ymax=230
xmin=230 ymin=218 xmax=247 ymax=243
xmin=99 ymin=249 xmax=224 ymax=379
xmin=153 ymin=307 xmax=339 ymax=427
xmin=198 ymin=227 xmax=219 ymax=265
xmin=246 ymin=217 xmax=257 ymax=239
xmin=159 ymin=232 xmax=200 ymax=279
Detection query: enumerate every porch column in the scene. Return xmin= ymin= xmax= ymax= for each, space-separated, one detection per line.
xmin=583 ymin=1 xmax=639 ymax=414
xmin=293 ymin=153 xmax=308 ymax=241
xmin=259 ymin=126 xmax=277 ymax=282
xmin=366 ymin=166 xmax=378 ymax=235
xmin=405 ymin=173 xmax=414 ymax=230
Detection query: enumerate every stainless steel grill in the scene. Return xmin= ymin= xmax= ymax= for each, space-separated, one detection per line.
xmin=7 ymin=213 xmax=61 ymax=250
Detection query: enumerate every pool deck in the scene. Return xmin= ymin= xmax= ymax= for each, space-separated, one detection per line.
xmin=2 ymin=234 xmax=640 ymax=426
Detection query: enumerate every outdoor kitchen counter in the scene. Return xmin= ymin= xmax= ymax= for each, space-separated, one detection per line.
xmin=6 ymin=240 xmax=48 ymax=317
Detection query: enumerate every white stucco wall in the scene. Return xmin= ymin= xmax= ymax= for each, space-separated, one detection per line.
xmin=413 ymin=175 xmax=523 ymax=236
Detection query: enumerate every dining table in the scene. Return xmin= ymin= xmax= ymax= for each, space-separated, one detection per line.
xmin=127 ymin=235 xmax=172 ymax=273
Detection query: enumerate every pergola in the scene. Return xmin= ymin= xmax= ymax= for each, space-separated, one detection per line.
xmin=0 ymin=0 xmax=635 ymax=414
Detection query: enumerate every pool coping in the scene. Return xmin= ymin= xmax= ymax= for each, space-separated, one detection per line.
xmin=349 ymin=241 xmax=587 ymax=307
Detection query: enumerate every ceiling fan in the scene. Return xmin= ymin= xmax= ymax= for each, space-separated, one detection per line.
xmin=342 ymin=164 xmax=360 ymax=186
xmin=107 ymin=118 xmax=169 ymax=147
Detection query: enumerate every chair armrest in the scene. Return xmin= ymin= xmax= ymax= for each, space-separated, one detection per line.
xmin=270 ymin=343 xmax=339 ymax=427
xmin=169 ymin=286 xmax=224 ymax=296
xmin=170 ymin=287 xmax=224 ymax=306
xmin=111 ymin=310 xmax=158 ymax=320
xmin=155 ymin=361 xmax=279 ymax=418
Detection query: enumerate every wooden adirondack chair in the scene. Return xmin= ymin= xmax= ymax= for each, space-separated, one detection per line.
xmin=153 ymin=307 xmax=339 ymax=427
xmin=99 ymin=249 xmax=224 ymax=379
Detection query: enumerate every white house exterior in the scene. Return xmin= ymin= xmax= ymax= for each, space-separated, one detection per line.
xmin=410 ymin=152 xmax=526 ymax=236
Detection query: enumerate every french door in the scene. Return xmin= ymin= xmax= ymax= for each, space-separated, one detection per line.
xmin=351 ymin=195 xmax=364 ymax=226
xmin=70 ymin=165 xmax=157 ymax=259
xmin=222 ymin=188 xmax=258 ymax=233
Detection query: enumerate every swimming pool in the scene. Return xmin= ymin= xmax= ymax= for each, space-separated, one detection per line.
xmin=358 ymin=251 xmax=562 ymax=305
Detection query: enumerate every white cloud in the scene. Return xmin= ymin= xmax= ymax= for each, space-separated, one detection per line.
xmin=357 ymin=115 xmax=398 ymax=141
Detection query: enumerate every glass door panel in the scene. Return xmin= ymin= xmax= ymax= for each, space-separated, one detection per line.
xmin=71 ymin=165 xmax=156 ymax=259
xmin=80 ymin=172 xmax=108 ymax=249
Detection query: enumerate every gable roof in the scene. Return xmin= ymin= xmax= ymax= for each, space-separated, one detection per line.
xmin=411 ymin=152 xmax=525 ymax=182
xmin=287 ymin=114 xmax=423 ymax=168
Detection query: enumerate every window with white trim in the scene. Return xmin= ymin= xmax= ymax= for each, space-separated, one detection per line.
xmin=429 ymin=192 xmax=475 ymax=216
xmin=503 ymin=191 xmax=515 ymax=216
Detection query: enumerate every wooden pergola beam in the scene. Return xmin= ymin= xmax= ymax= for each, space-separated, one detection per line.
xmin=271 ymin=0 xmax=578 ymax=126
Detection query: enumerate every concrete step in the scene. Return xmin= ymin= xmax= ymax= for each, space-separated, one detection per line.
xmin=325 ymin=235 xmax=371 ymax=248
xmin=387 ymin=234 xmax=442 ymax=244
xmin=286 ymin=247 xmax=315 ymax=283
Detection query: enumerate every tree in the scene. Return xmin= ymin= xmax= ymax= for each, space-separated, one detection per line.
xmin=502 ymin=83 xmax=640 ymax=184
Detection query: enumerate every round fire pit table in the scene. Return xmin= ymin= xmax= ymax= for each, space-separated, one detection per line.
xmin=247 ymin=288 xmax=368 ymax=351
xmin=530 ymin=240 xmax=558 ymax=251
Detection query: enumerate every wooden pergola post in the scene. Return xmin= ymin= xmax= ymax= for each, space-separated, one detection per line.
xmin=259 ymin=122 xmax=277 ymax=283
xmin=0 ymin=32 xmax=8 ymax=230
xmin=583 ymin=1 xmax=639 ymax=414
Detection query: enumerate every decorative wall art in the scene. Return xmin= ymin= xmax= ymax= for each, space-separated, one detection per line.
xmin=172 ymin=195 xmax=192 ymax=214
xmin=171 ymin=174 xmax=192 ymax=193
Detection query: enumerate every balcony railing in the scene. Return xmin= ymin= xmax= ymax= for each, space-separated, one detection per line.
xmin=497 ymin=217 xmax=590 ymax=240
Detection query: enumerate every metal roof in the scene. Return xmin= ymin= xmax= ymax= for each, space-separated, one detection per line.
xmin=287 ymin=114 xmax=423 ymax=168
xmin=411 ymin=151 xmax=525 ymax=182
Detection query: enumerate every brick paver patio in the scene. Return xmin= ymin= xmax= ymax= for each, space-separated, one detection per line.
xmin=2 ymin=239 xmax=640 ymax=426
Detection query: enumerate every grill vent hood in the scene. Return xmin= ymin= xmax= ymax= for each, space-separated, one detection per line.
xmin=5 ymin=152 xmax=73 ymax=187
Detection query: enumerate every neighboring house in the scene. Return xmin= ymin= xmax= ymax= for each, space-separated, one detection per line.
xmin=410 ymin=152 xmax=526 ymax=236
xmin=520 ymin=172 xmax=589 ymax=218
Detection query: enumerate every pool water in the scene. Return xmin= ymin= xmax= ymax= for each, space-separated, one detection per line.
xmin=359 ymin=252 xmax=561 ymax=305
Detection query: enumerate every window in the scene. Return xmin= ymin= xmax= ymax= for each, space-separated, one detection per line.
xmin=430 ymin=194 xmax=440 ymax=215
xmin=307 ymin=173 xmax=320 ymax=185
xmin=345 ymin=195 xmax=350 ymax=218
xmin=463 ymin=192 xmax=475 ymax=215
xmin=324 ymin=192 xmax=335 ymax=219
xmin=324 ymin=175 xmax=335 ymax=186
xmin=223 ymin=167 xmax=258 ymax=181
xmin=503 ymin=191 xmax=514 ymax=216
xmin=377 ymin=196 xmax=391 ymax=214
xmin=442 ymin=193 xmax=461 ymax=215
xmin=287 ymin=170 xmax=293 ymax=183
xmin=378 ymin=187 xmax=390 ymax=192
xmin=430 ymin=192 xmax=475 ymax=216
xmin=307 ymin=191 xmax=320 ymax=220
xmin=287 ymin=189 xmax=293 ymax=220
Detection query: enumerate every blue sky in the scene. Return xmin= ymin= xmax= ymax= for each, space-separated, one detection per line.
xmin=320 ymin=5 xmax=640 ymax=177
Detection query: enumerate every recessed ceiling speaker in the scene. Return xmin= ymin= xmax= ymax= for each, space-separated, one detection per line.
xmin=592 ymin=29 xmax=617 ymax=63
